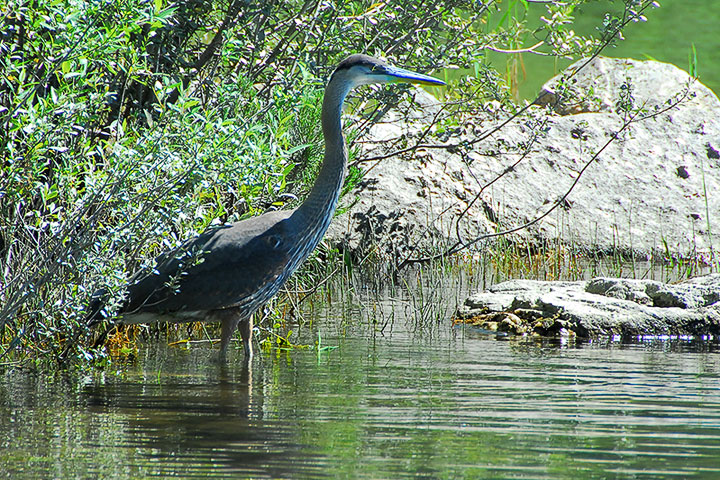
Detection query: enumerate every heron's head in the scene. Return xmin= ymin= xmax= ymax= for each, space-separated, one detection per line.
xmin=331 ymin=54 xmax=445 ymax=89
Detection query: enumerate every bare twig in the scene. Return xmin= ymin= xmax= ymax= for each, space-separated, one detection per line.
xmin=397 ymin=82 xmax=697 ymax=269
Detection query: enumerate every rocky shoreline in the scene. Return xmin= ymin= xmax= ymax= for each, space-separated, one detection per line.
xmin=454 ymin=274 xmax=720 ymax=340
xmin=326 ymin=56 xmax=720 ymax=338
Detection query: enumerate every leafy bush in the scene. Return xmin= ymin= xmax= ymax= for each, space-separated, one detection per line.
xmin=0 ymin=0 xmax=654 ymax=366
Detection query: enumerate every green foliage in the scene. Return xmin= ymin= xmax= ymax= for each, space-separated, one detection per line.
xmin=0 ymin=0 xmax=654 ymax=367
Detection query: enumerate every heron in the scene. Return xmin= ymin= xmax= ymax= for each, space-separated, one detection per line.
xmin=87 ymin=54 xmax=445 ymax=359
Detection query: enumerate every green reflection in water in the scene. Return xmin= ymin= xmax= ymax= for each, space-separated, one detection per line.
xmin=2 ymin=324 xmax=720 ymax=478
xmin=3 ymin=273 xmax=720 ymax=480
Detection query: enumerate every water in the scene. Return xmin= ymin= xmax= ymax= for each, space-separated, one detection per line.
xmin=472 ymin=0 xmax=720 ymax=101
xmin=3 ymin=286 xmax=720 ymax=479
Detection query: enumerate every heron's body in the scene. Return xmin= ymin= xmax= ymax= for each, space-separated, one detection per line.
xmin=122 ymin=210 xmax=294 ymax=317
xmin=88 ymin=54 xmax=444 ymax=358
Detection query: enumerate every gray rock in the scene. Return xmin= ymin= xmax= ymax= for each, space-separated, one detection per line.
xmin=534 ymin=56 xmax=720 ymax=116
xmin=455 ymin=274 xmax=720 ymax=338
xmin=327 ymin=57 xmax=720 ymax=262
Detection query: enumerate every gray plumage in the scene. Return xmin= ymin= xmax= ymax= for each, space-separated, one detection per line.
xmin=88 ymin=54 xmax=444 ymax=359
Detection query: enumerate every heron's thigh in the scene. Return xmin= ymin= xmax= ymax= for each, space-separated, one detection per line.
xmin=211 ymin=307 xmax=239 ymax=336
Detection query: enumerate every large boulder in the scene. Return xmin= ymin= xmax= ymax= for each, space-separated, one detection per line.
xmin=326 ymin=57 xmax=720 ymax=263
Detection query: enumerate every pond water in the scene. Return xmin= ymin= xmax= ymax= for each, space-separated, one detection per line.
xmin=471 ymin=0 xmax=720 ymax=101
xmin=2 ymin=275 xmax=720 ymax=479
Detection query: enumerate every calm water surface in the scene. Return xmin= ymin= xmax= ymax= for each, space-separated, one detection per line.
xmin=2 ymin=286 xmax=720 ymax=479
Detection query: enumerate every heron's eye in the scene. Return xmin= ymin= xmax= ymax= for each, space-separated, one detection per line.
xmin=267 ymin=235 xmax=283 ymax=249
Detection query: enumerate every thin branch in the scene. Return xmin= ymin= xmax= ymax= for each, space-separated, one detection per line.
xmin=485 ymin=41 xmax=545 ymax=54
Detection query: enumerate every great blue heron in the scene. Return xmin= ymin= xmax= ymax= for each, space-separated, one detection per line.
xmin=87 ymin=54 xmax=445 ymax=358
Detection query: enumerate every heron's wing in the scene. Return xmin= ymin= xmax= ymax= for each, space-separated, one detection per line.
xmin=124 ymin=211 xmax=295 ymax=313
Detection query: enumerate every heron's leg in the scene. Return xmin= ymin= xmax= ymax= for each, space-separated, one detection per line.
xmin=238 ymin=317 xmax=253 ymax=358
xmin=216 ymin=308 xmax=252 ymax=359
xmin=219 ymin=311 xmax=241 ymax=358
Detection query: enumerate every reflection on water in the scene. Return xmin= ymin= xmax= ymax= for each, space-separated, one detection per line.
xmin=2 ymin=296 xmax=720 ymax=478
xmin=1 ymin=351 xmax=327 ymax=479
xmin=78 ymin=360 xmax=316 ymax=478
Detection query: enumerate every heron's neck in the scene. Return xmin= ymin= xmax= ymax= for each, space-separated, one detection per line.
xmin=295 ymin=77 xmax=351 ymax=233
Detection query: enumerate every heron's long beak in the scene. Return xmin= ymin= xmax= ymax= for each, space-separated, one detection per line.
xmin=382 ymin=65 xmax=446 ymax=86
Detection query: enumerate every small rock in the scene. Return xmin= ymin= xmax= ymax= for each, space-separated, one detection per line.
xmin=707 ymin=143 xmax=720 ymax=160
